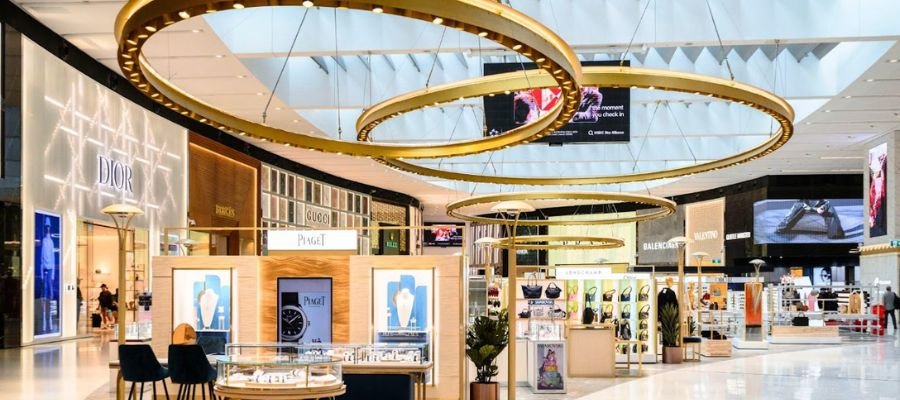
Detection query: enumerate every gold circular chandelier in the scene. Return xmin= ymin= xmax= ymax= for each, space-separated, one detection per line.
xmin=114 ymin=0 xmax=582 ymax=159
xmin=380 ymin=66 xmax=795 ymax=184
xmin=446 ymin=191 xmax=676 ymax=226
xmin=494 ymin=235 xmax=625 ymax=250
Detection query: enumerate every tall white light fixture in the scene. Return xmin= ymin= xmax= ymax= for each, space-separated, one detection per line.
xmin=491 ymin=200 xmax=534 ymax=400
xmin=102 ymin=204 xmax=143 ymax=400
xmin=667 ymin=236 xmax=690 ymax=343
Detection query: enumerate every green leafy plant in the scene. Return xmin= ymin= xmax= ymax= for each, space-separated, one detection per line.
xmin=660 ymin=303 xmax=681 ymax=347
xmin=466 ymin=310 xmax=510 ymax=383
xmin=688 ymin=315 xmax=697 ymax=336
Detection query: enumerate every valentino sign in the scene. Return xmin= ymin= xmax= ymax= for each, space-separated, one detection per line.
xmin=97 ymin=155 xmax=134 ymax=193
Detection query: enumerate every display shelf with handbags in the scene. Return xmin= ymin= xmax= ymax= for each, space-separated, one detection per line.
xmin=619 ymin=286 xmax=633 ymax=302
xmin=521 ymin=274 xmax=543 ymax=299
xmin=545 ymin=282 xmax=562 ymax=299
xmin=602 ymin=289 xmax=616 ymax=302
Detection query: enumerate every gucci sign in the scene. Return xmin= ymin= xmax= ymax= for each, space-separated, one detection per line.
xmin=304 ymin=206 xmax=331 ymax=227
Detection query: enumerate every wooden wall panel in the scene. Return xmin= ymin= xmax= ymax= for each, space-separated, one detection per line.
xmin=150 ymin=256 xmax=260 ymax=356
xmin=258 ymin=256 xmax=351 ymax=343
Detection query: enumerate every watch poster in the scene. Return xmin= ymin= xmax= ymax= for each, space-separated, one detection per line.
xmin=535 ymin=342 xmax=565 ymax=393
xmin=277 ymin=278 xmax=332 ymax=343
xmin=172 ymin=269 xmax=232 ymax=331
xmin=34 ymin=210 xmax=61 ymax=339
xmin=372 ymin=269 xmax=433 ymax=341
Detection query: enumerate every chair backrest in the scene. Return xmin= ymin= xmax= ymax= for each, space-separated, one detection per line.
xmin=119 ymin=345 xmax=163 ymax=382
xmin=168 ymin=344 xmax=215 ymax=384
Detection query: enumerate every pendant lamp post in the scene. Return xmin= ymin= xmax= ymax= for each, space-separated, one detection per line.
xmin=492 ymin=200 xmax=534 ymax=400
xmin=667 ymin=236 xmax=690 ymax=343
xmin=102 ymin=204 xmax=143 ymax=400
xmin=691 ymin=251 xmax=709 ymax=313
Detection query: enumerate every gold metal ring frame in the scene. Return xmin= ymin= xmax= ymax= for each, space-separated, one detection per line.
xmin=382 ymin=66 xmax=795 ymax=184
xmin=446 ymin=191 xmax=676 ymax=226
xmin=115 ymin=0 xmax=582 ymax=158
xmin=493 ymin=235 xmax=625 ymax=250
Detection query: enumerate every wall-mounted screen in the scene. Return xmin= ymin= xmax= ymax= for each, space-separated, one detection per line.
xmin=753 ymin=199 xmax=863 ymax=244
xmin=423 ymin=224 xmax=463 ymax=247
xmin=34 ymin=210 xmax=61 ymax=339
xmin=483 ymin=61 xmax=630 ymax=144
xmin=868 ymin=143 xmax=888 ymax=238
xmin=277 ymin=278 xmax=332 ymax=344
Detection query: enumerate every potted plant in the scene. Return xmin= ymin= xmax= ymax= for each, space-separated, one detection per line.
xmin=466 ymin=310 xmax=509 ymax=400
xmin=660 ymin=303 xmax=683 ymax=364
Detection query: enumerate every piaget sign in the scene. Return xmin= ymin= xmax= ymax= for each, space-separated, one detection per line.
xmin=268 ymin=230 xmax=358 ymax=251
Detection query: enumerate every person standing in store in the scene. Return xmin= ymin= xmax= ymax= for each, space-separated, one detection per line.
xmin=883 ymin=286 xmax=898 ymax=332
xmin=98 ymin=284 xmax=114 ymax=330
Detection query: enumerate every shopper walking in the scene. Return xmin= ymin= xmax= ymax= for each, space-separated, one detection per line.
xmin=883 ymin=286 xmax=898 ymax=332
xmin=98 ymin=284 xmax=114 ymax=329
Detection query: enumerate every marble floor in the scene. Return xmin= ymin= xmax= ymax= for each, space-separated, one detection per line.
xmin=0 ymin=332 xmax=897 ymax=399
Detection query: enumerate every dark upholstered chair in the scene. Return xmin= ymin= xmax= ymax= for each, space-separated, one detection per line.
xmin=119 ymin=344 xmax=170 ymax=400
xmin=168 ymin=344 xmax=217 ymax=400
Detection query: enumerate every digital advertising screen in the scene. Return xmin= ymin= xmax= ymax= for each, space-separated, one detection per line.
xmin=277 ymin=278 xmax=332 ymax=344
xmin=483 ymin=61 xmax=630 ymax=144
xmin=34 ymin=210 xmax=61 ymax=339
xmin=868 ymin=143 xmax=888 ymax=238
xmin=753 ymin=199 xmax=864 ymax=244
xmin=424 ymin=224 xmax=463 ymax=247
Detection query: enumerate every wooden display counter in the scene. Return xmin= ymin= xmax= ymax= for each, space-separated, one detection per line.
xmin=566 ymin=325 xmax=615 ymax=378
xmin=700 ymin=339 xmax=732 ymax=357
xmin=768 ymin=326 xmax=842 ymax=344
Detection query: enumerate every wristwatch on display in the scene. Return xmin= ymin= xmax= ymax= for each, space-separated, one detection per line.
xmin=280 ymin=292 xmax=309 ymax=342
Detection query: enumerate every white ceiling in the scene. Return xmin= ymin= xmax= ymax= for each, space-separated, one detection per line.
xmin=13 ymin=0 xmax=900 ymax=222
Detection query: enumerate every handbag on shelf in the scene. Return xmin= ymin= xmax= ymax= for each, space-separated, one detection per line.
xmin=639 ymin=319 xmax=648 ymax=330
xmin=639 ymin=329 xmax=648 ymax=341
xmin=487 ymin=285 xmax=500 ymax=297
xmin=551 ymin=308 xmax=567 ymax=319
xmin=618 ymin=320 xmax=632 ymax=340
xmin=518 ymin=309 xmax=531 ymax=319
xmin=638 ymin=304 xmax=650 ymax=320
xmin=791 ymin=312 xmax=809 ymax=327
xmin=621 ymin=303 xmax=632 ymax=320
xmin=632 ymin=343 xmax=649 ymax=353
xmin=602 ymin=289 xmax=616 ymax=302
xmin=545 ymin=282 xmax=562 ymax=299
xmin=638 ymin=285 xmax=650 ymax=302
xmin=620 ymin=286 xmax=633 ymax=302
xmin=585 ymin=286 xmax=598 ymax=303
xmin=601 ymin=304 xmax=614 ymax=320
xmin=521 ymin=274 xmax=543 ymax=299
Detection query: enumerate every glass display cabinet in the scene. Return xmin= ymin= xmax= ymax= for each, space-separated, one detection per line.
xmin=216 ymin=344 xmax=345 ymax=398
xmin=294 ymin=343 xmax=427 ymax=365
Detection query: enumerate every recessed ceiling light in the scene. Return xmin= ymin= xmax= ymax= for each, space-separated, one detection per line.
xmin=256 ymin=92 xmax=264 ymax=96
xmin=888 ymin=59 xmax=899 ymax=63
xmin=843 ymin=95 xmax=852 ymax=99
xmin=233 ymin=3 xmax=245 ymax=9
xmin=805 ymin=122 xmax=812 ymax=125
xmin=824 ymin=109 xmax=832 ymax=113
xmin=478 ymin=31 xmax=488 ymax=37
xmin=214 ymin=54 xmax=224 ymax=58
xmin=275 ymin=107 xmax=282 ymax=111
xmin=236 ymin=75 xmax=246 ymax=79
xmin=432 ymin=17 xmax=443 ymax=25
xmin=372 ymin=6 xmax=384 ymax=13
xmin=302 ymin=1 xmax=314 ymax=7
xmin=191 ymin=29 xmax=202 ymax=33
xmin=178 ymin=10 xmax=191 ymax=19
xmin=865 ymin=78 xmax=875 ymax=82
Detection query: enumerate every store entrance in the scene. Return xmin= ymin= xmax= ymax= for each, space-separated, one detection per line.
xmin=76 ymin=221 xmax=147 ymax=336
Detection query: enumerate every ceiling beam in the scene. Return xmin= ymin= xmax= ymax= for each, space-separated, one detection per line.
xmin=407 ymin=54 xmax=421 ymax=73
xmin=331 ymin=56 xmax=347 ymax=72
xmin=382 ymin=54 xmax=396 ymax=71
xmin=453 ymin=52 xmax=468 ymax=69
xmin=310 ymin=56 xmax=329 ymax=74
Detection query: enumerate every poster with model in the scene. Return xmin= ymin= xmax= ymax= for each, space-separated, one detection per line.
xmin=753 ymin=199 xmax=863 ymax=244
xmin=34 ymin=211 xmax=61 ymax=338
xmin=172 ymin=270 xmax=232 ymax=331
xmin=372 ymin=268 xmax=433 ymax=343
xmin=277 ymin=278 xmax=332 ymax=343
xmin=868 ymin=143 xmax=888 ymax=237
xmin=535 ymin=342 xmax=565 ymax=392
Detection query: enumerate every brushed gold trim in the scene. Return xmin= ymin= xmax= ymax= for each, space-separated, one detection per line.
xmin=858 ymin=244 xmax=900 ymax=256
xmin=445 ymin=191 xmax=675 ymax=226
xmin=115 ymin=0 xmax=582 ymax=158
xmin=380 ymin=66 xmax=795 ymax=184
xmin=493 ymin=235 xmax=625 ymax=250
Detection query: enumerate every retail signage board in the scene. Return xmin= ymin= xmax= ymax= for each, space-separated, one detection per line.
xmin=725 ymin=232 xmax=751 ymax=241
xmin=555 ymin=267 xmax=613 ymax=280
xmin=267 ymin=230 xmax=357 ymax=251
xmin=528 ymin=299 xmax=556 ymax=306
xmin=303 ymin=205 xmax=332 ymax=227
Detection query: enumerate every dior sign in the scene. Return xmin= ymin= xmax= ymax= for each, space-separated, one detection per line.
xmin=97 ymin=155 xmax=134 ymax=193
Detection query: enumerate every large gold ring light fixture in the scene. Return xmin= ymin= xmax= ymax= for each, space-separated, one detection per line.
xmin=381 ymin=66 xmax=795 ymax=184
xmin=493 ymin=235 xmax=625 ymax=250
xmin=446 ymin=191 xmax=676 ymax=226
xmin=114 ymin=0 xmax=582 ymax=158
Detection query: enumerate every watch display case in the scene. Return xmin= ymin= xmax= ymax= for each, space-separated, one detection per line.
xmin=217 ymin=344 xmax=343 ymax=391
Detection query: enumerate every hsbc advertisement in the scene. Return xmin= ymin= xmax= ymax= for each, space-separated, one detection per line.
xmin=636 ymin=206 xmax=685 ymax=266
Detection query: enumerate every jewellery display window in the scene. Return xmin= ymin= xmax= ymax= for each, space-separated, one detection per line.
xmin=217 ymin=344 xmax=343 ymax=391
xmin=371 ymin=268 xmax=435 ymax=368
xmin=277 ymin=278 xmax=333 ymax=344
xmin=296 ymin=343 xmax=427 ymax=366
xmin=172 ymin=269 xmax=232 ymax=341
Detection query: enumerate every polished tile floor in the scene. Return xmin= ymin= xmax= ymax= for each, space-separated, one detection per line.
xmin=1 ymin=332 xmax=897 ymax=399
